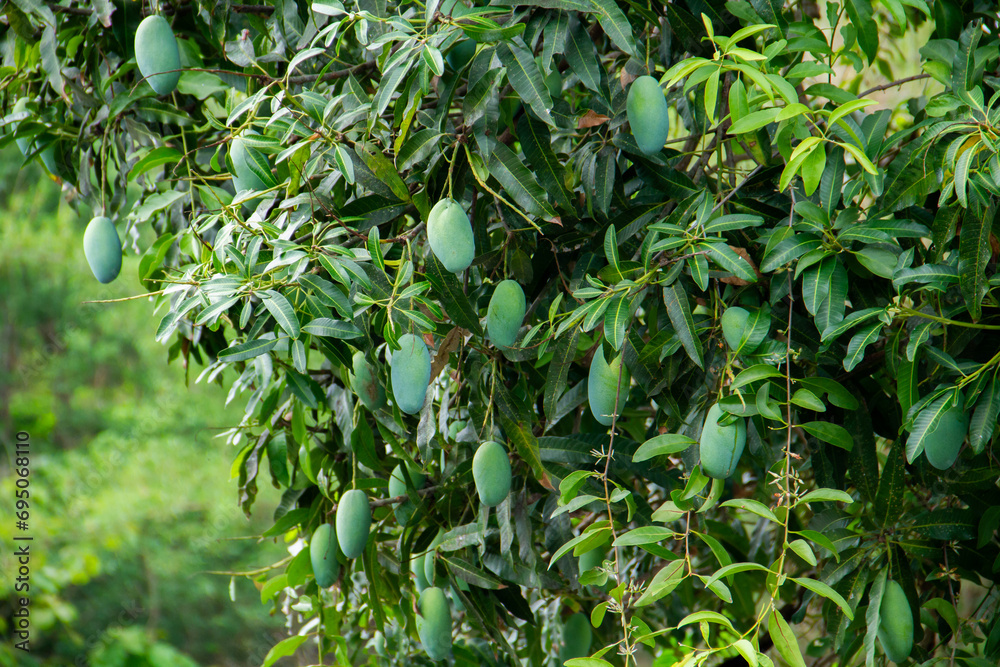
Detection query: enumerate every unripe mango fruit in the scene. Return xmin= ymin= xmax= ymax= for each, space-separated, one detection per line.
xmin=626 ymin=75 xmax=670 ymax=155
xmin=721 ymin=307 xmax=750 ymax=352
xmin=83 ymin=216 xmax=122 ymax=284
xmin=923 ymin=401 xmax=968 ymax=469
xmin=588 ymin=346 xmax=630 ymax=426
xmin=309 ymin=523 xmax=340 ymax=588
xmin=487 ymin=280 xmax=526 ymax=347
xmin=351 ymin=351 xmax=386 ymax=411
xmin=472 ymin=441 xmax=511 ymax=507
xmin=424 ymin=532 xmax=443 ymax=585
xmin=558 ymin=613 xmax=592 ymax=663
xmin=389 ymin=463 xmax=426 ymax=526
xmin=878 ymin=579 xmax=913 ymax=663
xmin=412 ymin=553 xmax=430 ymax=592
xmin=700 ymin=403 xmax=747 ymax=479
xmin=335 ymin=489 xmax=371 ymax=559
xmin=135 ymin=16 xmax=181 ymax=95
xmin=427 ymin=198 xmax=475 ymax=273
xmin=391 ymin=334 xmax=432 ymax=414
xmin=417 ymin=587 xmax=453 ymax=661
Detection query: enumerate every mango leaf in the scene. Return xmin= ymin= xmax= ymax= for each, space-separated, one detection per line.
xmin=792 ymin=577 xmax=854 ymax=619
xmin=219 ymin=337 xmax=278 ymax=362
xmin=769 ymin=608 xmax=807 ymax=667
xmin=497 ymin=41 xmax=554 ymax=126
xmin=544 ymin=328 xmax=580 ymax=430
xmin=633 ymin=434 xmax=697 ymax=462
xmin=801 ymin=421 xmax=854 ymax=451
xmin=843 ymin=322 xmax=883 ymax=372
xmin=864 ymin=569 xmax=887 ymax=667
xmin=262 ymin=290 xmax=301 ymax=339
xmin=302 ymin=318 xmax=363 ymax=339
xmin=589 ymin=0 xmax=637 ymax=57
xmin=958 ymin=201 xmax=993 ymax=320
xmin=906 ymin=392 xmax=955 ymax=462
xmin=969 ymin=378 xmax=1000 ymax=454
xmin=663 ymin=282 xmax=703 ymax=368
xmin=262 ymin=635 xmax=310 ymax=667
xmin=517 ymin=113 xmax=573 ymax=210
xmin=488 ymin=143 xmax=557 ymax=219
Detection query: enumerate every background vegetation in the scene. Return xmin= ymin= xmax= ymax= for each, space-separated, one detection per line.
xmin=0 ymin=154 xmax=286 ymax=666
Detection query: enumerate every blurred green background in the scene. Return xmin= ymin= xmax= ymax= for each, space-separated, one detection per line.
xmin=0 ymin=152 xmax=289 ymax=666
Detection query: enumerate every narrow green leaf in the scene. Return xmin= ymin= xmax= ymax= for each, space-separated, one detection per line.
xmin=801 ymin=421 xmax=854 ymax=451
xmin=219 ymin=337 xmax=278 ymax=362
xmin=497 ymin=41 xmax=554 ymax=126
xmin=958 ymin=200 xmax=993 ymax=320
xmin=544 ymin=328 xmax=580 ymax=430
xmin=663 ymin=282 xmax=703 ymax=368
xmin=262 ymin=290 xmax=301 ymax=339
xmin=768 ymin=608 xmax=807 ymax=667
xmin=843 ymin=322 xmax=883 ymax=372
xmin=262 ymin=635 xmax=310 ymax=667
xmin=792 ymin=577 xmax=855 ymax=619
xmin=633 ymin=434 xmax=697 ymax=462
xmin=301 ymin=318 xmax=363 ymax=339
xmin=969 ymin=378 xmax=1000 ymax=454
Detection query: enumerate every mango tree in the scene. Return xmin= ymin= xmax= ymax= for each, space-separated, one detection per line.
xmin=4 ymin=0 xmax=1000 ymax=665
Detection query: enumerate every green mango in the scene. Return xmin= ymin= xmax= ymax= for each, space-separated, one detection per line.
xmin=309 ymin=523 xmax=340 ymax=588
xmin=389 ymin=463 xmax=426 ymax=526
xmin=351 ymin=351 xmax=386 ymax=411
xmin=427 ymin=198 xmax=475 ymax=273
xmin=878 ymin=579 xmax=914 ymax=663
xmin=412 ymin=552 xmax=430 ymax=592
xmin=487 ymin=280 xmax=526 ymax=347
xmin=721 ymin=307 xmax=750 ymax=352
xmin=588 ymin=346 xmax=630 ymax=426
xmin=390 ymin=333 xmax=432 ymax=414
xmin=699 ymin=403 xmax=747 ymax=479
xmin=83 ymin=216 xmax=123 ymax=284
xmin=135 ymin=16 xmax=181 ymax=95
xmin=472 ymin=441 xmax=511 ymax=507
xmin=335 ymin=489 xmax=371 ymax=559
xmin=417 ymin=587 xmax=453 ymax=661
xmin=558 ymin=613 xmax=592 ymax=663
xmin=923 ymin=400 xmax=968 ymax=469
xmin=423 ymin=532 xmax=447 ymax=587
xmin=626 ymin=75 xmax=670 ymax=155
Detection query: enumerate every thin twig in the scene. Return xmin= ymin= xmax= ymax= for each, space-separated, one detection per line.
xmin=858 ymin=73 xmax=931 ymax=98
